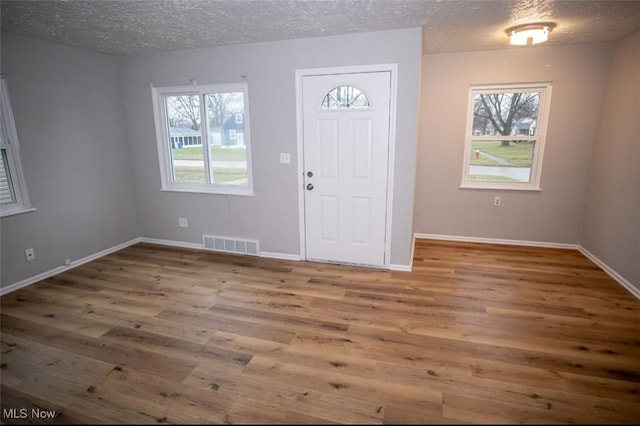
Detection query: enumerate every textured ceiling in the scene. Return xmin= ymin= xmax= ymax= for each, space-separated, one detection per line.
xmin=1 ymin=0 xmax=639 ymax=56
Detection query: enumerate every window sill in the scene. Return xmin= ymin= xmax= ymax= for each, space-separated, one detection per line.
xmin=459 ymin=184 xmax=542 ymax=192
xmin=0 ymin=206 xmax=37 ymax=218
xmin=160 ymin=187 xmax=255 ymax=197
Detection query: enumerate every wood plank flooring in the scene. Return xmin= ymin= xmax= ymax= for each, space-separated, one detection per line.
xmin=1 ymin=239 xmax=638 ymax=424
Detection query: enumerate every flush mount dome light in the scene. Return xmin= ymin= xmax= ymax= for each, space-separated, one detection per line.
xmin=506 ymin=22 xmax=556 ymax=45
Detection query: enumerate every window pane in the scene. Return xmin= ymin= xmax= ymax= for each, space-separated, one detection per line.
xmin=0 ymin=148 xmax=16 ymax=205
xmin=321 ymin=85 xmax=370 ymax=109
xmin=462 ymin=83 xmax=550 ymax=190
xmin=205 ymin=92 xmax=248 ymax=186
xmin=469 ymin=140 xmax=534 ymax=183
xmin=165 ymin=94 xmax=205 ymax=183
xmin=472 ymin=92 xmax=539 ymax=137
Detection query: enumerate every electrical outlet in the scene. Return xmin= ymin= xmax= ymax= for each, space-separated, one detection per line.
xmin=25 ymin=248 xmax=35 ymax=261
xmin=178 ymin=217 xmax=188 ymax=228
xmin=280 ymin=153 xmax=291 ymax=164
xmin=494 ymin=196 xmax=502 ymax=207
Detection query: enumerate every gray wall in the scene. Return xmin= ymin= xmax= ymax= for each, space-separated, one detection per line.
xmin=582 ymin=31 xmax=639 ymax=289
xmin=120 ymin=27 xmax=422 ymax=266
xmin=0 ymin=33 xmax=139 ymax=288
xmin=414 ymin=43 xmax=612 ymax=244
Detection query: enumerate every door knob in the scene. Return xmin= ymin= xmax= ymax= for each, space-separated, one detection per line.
xmin=306 ymin=183 xmax=314 ymax=190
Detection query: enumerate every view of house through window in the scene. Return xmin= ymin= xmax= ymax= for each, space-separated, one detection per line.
xmin=153 ymin=83 xmax=252 ymax=194
xmin=461 ymin=83 xmax=552 ymax=190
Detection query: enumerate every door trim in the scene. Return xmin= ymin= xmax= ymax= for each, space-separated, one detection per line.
xmin=295 ymin=64 xmax=398 ymax=269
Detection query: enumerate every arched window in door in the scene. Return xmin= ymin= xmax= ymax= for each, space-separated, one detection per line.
xmin=321 ymin=85 xmax=370 ymax=109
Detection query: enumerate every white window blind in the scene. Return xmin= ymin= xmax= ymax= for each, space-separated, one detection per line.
xmin=0 ymin=149 xmax=16 ymax=205
xmin=0 ymin=76 xmax=33 ymax=217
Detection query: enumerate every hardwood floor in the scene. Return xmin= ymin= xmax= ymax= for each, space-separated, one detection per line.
xmin=1 ymin=239 xmax=638 ymax=424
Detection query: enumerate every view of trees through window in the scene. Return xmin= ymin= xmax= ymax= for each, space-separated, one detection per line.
xmin=164 ymin=91 xmax=247 ymax=186
xmin=468 ymin=90 xmax=541 ymax=184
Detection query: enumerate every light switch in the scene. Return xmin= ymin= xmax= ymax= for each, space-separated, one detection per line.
xmin=280 ymin=153 xmax=291 ymax=164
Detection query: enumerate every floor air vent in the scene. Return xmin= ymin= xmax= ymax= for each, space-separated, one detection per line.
xmin=203 ymin=235 xmax=259 ymax=256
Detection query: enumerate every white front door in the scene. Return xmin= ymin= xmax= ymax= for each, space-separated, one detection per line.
xmin=302 ymin=71 xmax=391 ymax=267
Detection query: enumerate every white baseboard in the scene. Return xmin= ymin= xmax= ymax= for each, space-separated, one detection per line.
xmin=414 ymin=233 xmax=578 ymax=250
xmin=390 ymin=264 xmax=412 ymax=272
xmin=389 ymin=233 xmax=415 ymax=272
xmin=578 ymin=246 xmax=640 ymax=300
xmin=415 ymin=233 xmax=639 ymax=300
xmin=139 ymin=237 xmax=204 ymax=250
xmin=141 ymin=237 xmax=301 ymax=262
xmin=0 ymin=237 xmax=142 ymax=296
xmin=259 ymin=251 xmax=301 ymax=261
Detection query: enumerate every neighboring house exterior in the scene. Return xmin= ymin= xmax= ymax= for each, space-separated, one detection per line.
xmin=169 ymin=126 xmax=202 ymax=148
xmin=513 ymin=117 xmax=537 ymax=136
xmin=485 ymin=123 xmax=495 ymax=135
xmin=221 ymin=112 xmax=246 ymax=146
xmin=472 ymin=119 xmax=537 ymax=137
xmin=472 ymin=123 xmax=495 ymax=136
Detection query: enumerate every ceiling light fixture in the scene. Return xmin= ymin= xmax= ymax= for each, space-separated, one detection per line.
xmin=506 ymin=22 xmax=556 ymax=46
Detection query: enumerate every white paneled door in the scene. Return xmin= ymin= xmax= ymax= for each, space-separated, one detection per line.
xmin=302 ymin=71 xmax=391 ymax=267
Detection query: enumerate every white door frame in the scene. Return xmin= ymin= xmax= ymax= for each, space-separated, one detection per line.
xmin=295 ymin=63 xmax=398 ymax=269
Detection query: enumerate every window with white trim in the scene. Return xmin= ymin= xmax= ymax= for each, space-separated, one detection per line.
xmin=461 ymin=83 xmax=552 ymax=191
xmin=152 ymin=83 xmax=253 ymax=195
xmin=0 ymin=77 xmax=33 ymax=217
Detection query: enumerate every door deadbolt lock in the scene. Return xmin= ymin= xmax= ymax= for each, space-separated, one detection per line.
xmin=306 ymin=183 xmax=314 ymax=190
xmin=307 ymin=171 xmax=313 ymax=177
